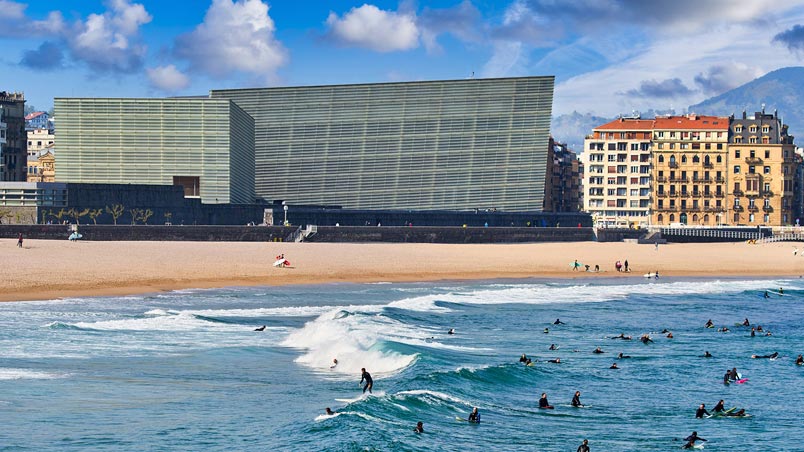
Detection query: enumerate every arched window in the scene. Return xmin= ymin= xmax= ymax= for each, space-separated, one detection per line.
xmin=670 ymin=214 xmax=675 ymax=222
xmin=669 ymin=155 xmax=676 ymax=164
xmin=692 ymin=214 xmax=699 ymax=222
xmin=658 ymin=214 xmax=664 ymax=223
xmin=658 ymin=155 xmax=665 ymax=163
xmin=716 ymin=155 xmax=722 ymax=163
xmin=704 ymin=214 xmax=709 ymax=223
xmin=692 ymin=155 xmax=700 ymax=163
xmin=704 ymin=155 xmax=711 ymax=164
xmin=681 ymin=155 xmax=687 ymax=163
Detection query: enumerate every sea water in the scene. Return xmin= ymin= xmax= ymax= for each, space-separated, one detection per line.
xmin=1 ymin=278 xmax=803 ymax=451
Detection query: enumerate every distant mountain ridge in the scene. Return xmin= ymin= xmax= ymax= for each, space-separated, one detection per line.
xmin=551 ymin=66 xmax=804 ymax=151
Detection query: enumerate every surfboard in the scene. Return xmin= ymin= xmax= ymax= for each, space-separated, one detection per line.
xmin=455 ymin=417 xmax=479 ymax=423
xmin=643 ymin=273 xmax=657 ymax=278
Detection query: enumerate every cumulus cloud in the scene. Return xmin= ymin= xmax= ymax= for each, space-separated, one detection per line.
xmin=694 ymin=63 xmax=763 ymax=95
xmin=0 ymin=0 xmax=26 ymax=19
xmin=67 ymin=0 xmax=152 ymax=73
xmin=19 ymin=41 xmax=64 ymax=70
xmin=0 ymin=1 xmax=63 ymax=37
xmin=624 ymin=78 xmax=694 ymax=98
xmin=325 ymin=4 xmax=419 ymax=52
xmin=146 ymin=65 xmax=190 ymax=92
xmin=174 ymin=0 xmax=287 ymax=79
xmin=773 ymin=24 xmax=804 ymax=53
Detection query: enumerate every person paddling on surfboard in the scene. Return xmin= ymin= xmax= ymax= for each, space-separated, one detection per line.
xmin=713 ymin=400 xmax=725 ymax=413
xmin=751 ymin=352 xmax=778 ymax=359
xmin=325 ymin=407 xmax=336 ymax=416
xmin=553 ymin=318 xmax=565 ymax=325
xmin=577 ymin=439 xmax=590 ymax=452
xmin=468 ymin=407 xmax=480 ymax=423
xmin=695 ymin=403 xmax=710 ymax=418
xmin=682 ymin=431 xmax=706 ymax=449
xmin=796 ymin=354 xmax=803 ymax=366
xmin=539 ymin=392 xmax=554 ymax=409
xmin=360 ymin=368 xmax=373 ymax=394
xmin=571 ymin=391 xmax=584 ymax=407
xmin=743 ymin=318 xmax=750 ymax=326
xmin=701 ymin=351 xmax=712 ymax=358
xmin=705 ymin=319 xmax=714 ymax=328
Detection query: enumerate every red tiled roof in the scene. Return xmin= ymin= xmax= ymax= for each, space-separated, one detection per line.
xmin=594 ymin=118 xmax=655 ymax=130
xmin=653 ymin=114 xmax=729 ymax=130
xmin=25 ymin=111 xmax=46 ymax=121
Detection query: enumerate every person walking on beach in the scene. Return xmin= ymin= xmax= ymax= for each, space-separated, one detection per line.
xmin=577 ymin=439 xmax=590 ymax=452
xmin=17 ymin=233 xmax=23 ymax=248
xmin=360 ymin=368 xmax=373 ymax=394
xmin=624 ymin=260 xmax=629 ymax=272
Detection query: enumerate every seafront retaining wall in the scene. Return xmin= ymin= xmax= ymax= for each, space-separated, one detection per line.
xmin=0 ymin=225 xmax=594 ymax=243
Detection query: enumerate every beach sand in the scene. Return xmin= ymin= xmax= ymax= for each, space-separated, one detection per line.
xmin=2 ymin=239 xmax=803 ymax=302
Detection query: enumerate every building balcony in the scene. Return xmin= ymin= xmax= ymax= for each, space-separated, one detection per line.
xmin=703 ymin=192 xmax=713 ymax=198
xmin=669 ymin=162 xmax=679 ymax=168
xmin=704 ymin=206 xmax=722 ymax=212
xmin=715 ymin=177 xmax=726 ymax=183
xmin=668 ymin=192 xmax=679 ymax=197
xmin=761 ymin=190 xmax=774 ymax=197
xmin=733 ymin=190 xmax=744 ymax=197
xmin=745 ymin=157 xmax=763 ymax=164
xmin=691 ymin=192 xmax=702 ymax=197
xmin=715 ymin=192 xmax=725 ymax=198
xmin=763 ymin=205 xmax=774 ymax=212
xmin=670 ymin=177 xmax=688 ymax=183
xmin=692 ymin=177 xmax=712 ymax=183
xmin=748 ymin=206 xmax=759 ymax=212
xmin=733 ymin=205 xmax=744 ymax=212
xmin=703 ymin=162 xmax=714 ymax=169
xmin=656 ymin=176 xmax=668 ymax=182
xmin=656 ymin=192 xmax=667 ymax=197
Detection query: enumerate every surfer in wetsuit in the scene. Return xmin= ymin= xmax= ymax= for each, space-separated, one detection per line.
xmin=325 ymin=407 xmax=336 ymax=416
xmin=729 ymin=367 xmax=739 ymax=381
xmin=779 ymin=287 xmax=784 ymax=294
xmin=520 ymin=354 xmax=529 ymax=363
xmin=549 ymin=344 xmax=558 ymax=350
xmin=331 ymin=358 xmax=338 ymax=369
xmin=723 ymin=370 xmax=731 ymax=385
xmin=726 ymin=409 xmax=748 ymax=417
xmin=448 ymin=328 xmax=455 ymax=335
xmin=572 ymin=391 xmax=583 ymax=407
xmin=713 ymin=400 xmax=725 ymax=413
xmin=682 ymin=431 xmax=706 ymax=449
xmin=701 ymin=351 xmax=712 ymax=358
xmin=751 ymin=352 xmax=779 ymax=359
xmin=539 ymin=393 xmax=554 ymax=409
xmin=593 ymin=347 xmax=604 ymax=354
xmin=254 ymin=325 xmax=266 ymax=331
xmin=468 ymin=407 xmax=480 ymax=423
xmin=414 ymin=421 xmax=424 ymax=433
xmin=609 ymin=362 xmax=619 ymax=369
xmin=547 ymin=358 xmax=560 ymax=363
xmin=743 ymin=318 xmax=750 ymax=326
xmin=764 ymin=291 xmax=770 ymax=299
xmin=617 ymin=352 xmax=631 ymax=359
xmin=695 ymin=403 xmax=710 ymax=418
xmin=577 ymin=439 xmax=590 ymax=452
xmin=554 ymin=318 xmax=565 ymax=325
xmin=796 ymin=354 xmax=803 ymax=365
xmin=360 ymin=368 xmax=373 ymax=394
xmin=705 ymin=319 xmax=714 ymax=328
xmin=640 ymin=334 xmax=653 ymax=344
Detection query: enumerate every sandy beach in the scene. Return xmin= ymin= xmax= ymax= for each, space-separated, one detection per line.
xmin=2 ymin=238 xmax=803 ymax=302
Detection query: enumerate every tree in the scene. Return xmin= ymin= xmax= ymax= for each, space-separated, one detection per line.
xmin=164 ymin=212 xmax=173 ymax=225
xmin=141 ymin=209 xmax=153 ymax=225
xmin=129 ymin=208 xmax=141 ymax=225
xmin=87 ymin=208 xmax=103 ymax=225
xmin=53 ymin=208 xmax=67 ymax=224
xmin=67 ymin=208 xmax=90 ymax=224
xmin=0 ymin=208 xmax=11 ymax=224
xmin=105 ymin=204 xmax=124 ymax=225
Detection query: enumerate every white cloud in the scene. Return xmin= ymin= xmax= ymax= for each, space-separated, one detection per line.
xmin=325 ymin=4 xmax=419 ymax=52
xmin=0 ymin=0 xmax=26 ymax=19
xmin=146 ymin=65 xmax=190 ymax=92
xmin=67 ymin=0 xmax=152 ymax=73
xmin=419 ymin=0 xmax=483 ymax=53
xmin=174 ymin=0 xmax=287 ymax=80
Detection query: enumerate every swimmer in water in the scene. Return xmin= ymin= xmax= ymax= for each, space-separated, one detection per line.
xmin=571 ymin=391 xmax=583 ymax=407
xmin=554 ymin=318 xmax=565 ymax=325
xmin=617 ymin=352 xmax=631 ymax=359
xmin=593 ymin=347 xmax=604 ymax=354
xmin=468 ymin=407 xmax=480 ymax=423
xmin=609 ymin=362 xmax=619 ymax=369
xmin=640 ymin=334 xmax=654 ymax=344
xmin=577 ymin=439 xmax=590 ymax=452
xmin=448 ymin=328 xmax=455 ymax=335
xmin=544 ymin=328 xmax=550 ymax=334
xmin=701 ymin=351 xmax=713 ymax=358
xmin=414 ymin=421 xmax=424 ymax=433
xmin=796 ymin=354 xmax=803 ymax=366
xmin=520 ymin=353 xmax=529 ymax=363
xmin=695 ymin=403 xmax=710 ymax=418
xmin=549 ymin=344 xmax=558 ymax=350
xmin=325 ymin=407 xmax=336 ymax=416
xmin=539 ymin=393 xmax=554 ymax=409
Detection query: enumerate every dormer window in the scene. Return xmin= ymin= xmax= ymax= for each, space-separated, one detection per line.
xmin=735 ymin=126 xmax=743 ymax=133
xmin=749 ymin=126 xmax=757 ymax=133
xmin=762 ymin=126 xmax=770 ymax=133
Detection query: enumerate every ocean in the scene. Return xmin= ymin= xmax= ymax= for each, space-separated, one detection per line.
xmin=1 ymin=277 xmax=803 ymax=451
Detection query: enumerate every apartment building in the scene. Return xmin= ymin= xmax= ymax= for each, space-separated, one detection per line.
xmin=582 ymin=118 xmax=653 ymax=227
xmin=650 ymin=114 xmax=730 ymax=226
xmin=728 ymin=110 xmax=798 ymax=225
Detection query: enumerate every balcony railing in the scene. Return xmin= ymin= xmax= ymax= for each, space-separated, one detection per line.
xmin=656 ymin=192 xmax=667 ymax=197
xmin=691 ymin=192 xmax=701 ymax=197
xmin=692 ymin=177 xmax=712 ymax=183
xmin=703 ymin=162 xmax=714 ymax=169
xmin=763 ymin=205 xmax=774 ymax=212
xmin=745 ymin=157 xmax=763 ymax=164
xmin=733 ymin=205 xmax=744 ymax=212
xmin=656 ymin=176 xmax=668 ymax=182
xmin=748 ymin=206 xmax=759 ymax=212
xmin=715 ymin=192 xmax=725 ymax=197
xmin=670 ymin=177 xmax=688 ymax=183
xmin=669 ymin=162 xmax=679 ymax=168
xmin=715 ymin=177 xmax=725 ymax=183
xmin=733 ymin=190 xmax=744 ymax=196
xmin=761 ymin=190 xmax=774 ymax=197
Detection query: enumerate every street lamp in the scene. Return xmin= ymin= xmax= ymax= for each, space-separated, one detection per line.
xmin=283 ymin=202 xmax=288 ymax=226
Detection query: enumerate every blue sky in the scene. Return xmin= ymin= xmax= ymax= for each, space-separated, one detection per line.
xmin=2 ymin=0 xmax=804 ymax=116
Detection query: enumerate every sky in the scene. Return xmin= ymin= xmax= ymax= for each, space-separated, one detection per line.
xmin=2 ymin=0 xmax=804 ymax=117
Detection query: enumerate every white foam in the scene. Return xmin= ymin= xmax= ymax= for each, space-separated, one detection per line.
xmin=72 ymin=311 xmax=246 ymax=332
xmin=314 ymin=411 xmax=382 ymax=422
xmin=188 ymin=306 xmax=342 ymax=317
xmin=0 ymin=368 xmax=68 ymax=380
xmin=395 ymin=389 xmax=473 ymax=407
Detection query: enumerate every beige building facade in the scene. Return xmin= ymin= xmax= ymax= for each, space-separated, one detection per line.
xmin=582 ymin=118 xmax=653 ymax=227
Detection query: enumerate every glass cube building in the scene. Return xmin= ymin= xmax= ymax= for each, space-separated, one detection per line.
xmin=211 ymin=76 xmax=554 ymax=211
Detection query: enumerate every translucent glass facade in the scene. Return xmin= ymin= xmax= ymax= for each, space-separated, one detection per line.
xmin=54 ymin=98 xmax=255 ymax=204
xmin=211 ymin=76 xmax=554 ymax=211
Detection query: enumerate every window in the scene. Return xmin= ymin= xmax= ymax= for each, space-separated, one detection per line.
xmin=734 ymin=198 xmax=740 ymax=207
xmin=764 ymin=166 xmax=770 ymax=174
xmin=735 ymin=150 xmax=741 ymax=158
xmin=749 ymin=126 xmax=757 ymax=133
xmin=670 ymin=214 xmax=675 ymax=222
xmin=658 ymin=155 xmax=665 ymax=162
xmin=734 ymin=165 xmax=741 ymax=174
xmin=705 ymin=143 xmax=711 ymax=150
xmin=749 ymin=213 xmax=755 ymax=222
xmin=717 ymin=155 xmax=722 ymax=163
xmin=764 ymin=183 xmax=770 ymax=192
xmin=750 ymin=150 xmax=755 ymax=158
xmin=717 ymin=143 xmax=723 ymax=150
xmin=749 ymin=137 xmax=757 ymax=144
xmin=734 ymin=213 xmax=740 ymax=222
xmin=658 ymin=143 xmax=664 ymax=149
xmin=735 ymin=126 xmax=743 ymax=133
xmin=764 ymin=214 xmax=770 ymax=223
xmin=658 ymin=214 xmax=664 ymax=223
xmin=765 ymin=150 xmax=770 ymax=159
xmin=669 ymin=143 xmax=675 ymax=149
xmin=764 ymin=198 xmax=770 ymax=207
xmin=693 ymin=156 xmax=700 ymax=163
xmin=681 ymin=155 xmax=687 ymax=163
xmin=748 ymin=166 xmax=756 ymax=174
xmin=734 ymin=137 xmax=743 ymax=143
xmin=762 ymin=126 xmax=770 ymax=133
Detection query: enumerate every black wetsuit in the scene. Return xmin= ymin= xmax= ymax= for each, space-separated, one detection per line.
xmin=713 ymin=401 xmax=725 ymax=412
xmin=572 ymin=394 xmax=582 ymax=407
xmin=361 ymin=370 xmax=373 ymax=393
xmin=539 ymin=397 xmax=551 ymax=408
xmin=695 ymin=407 xmax=710 ymax=418
xmin=577 ymin=444 xmax=590 ymax=452
xmin=684 ymin=434 xmax=706 ymax=443
xmin=468 ymin=411 xmax=480 ymax=423
xmin=519 ymin=355 xmax=529 ymax=363
xmin=723 ymin=371 xmax=731 ymax=384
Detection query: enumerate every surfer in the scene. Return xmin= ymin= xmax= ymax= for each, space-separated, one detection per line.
xmin=611 ymin=333 xmax=631 ymax=340
xmin=539 ymin=393 xmax=554 ymax=409
xmin=468 ymin=407 xmax=480 ymax=423
xmin=547 ymin=358 xmax=561 ymax=363
xmin=743 ymin=318 xmax=750 ymax=326
xmin=779 ymin=287 xmax=784 ymax=294
xmin=654 ymin=270 xmax=659 ymax=279
xmin=325 ymin=407 xmax=336 ymax=416
xmin=701 ymin=351 xmax=713 ymax=358
xmin=617 ymin=352 xmax=631 ymax=359
xmin=695 ymin=403 xmax=710 ymax=418
xmin=764 ymin=291 xmax=770 ymax=299
xmin=544 ymin=328 xmax=549 ymax=334
xmin=331 ymin=358 xmax=338 ymax=369
xmin=723 ymin=370 xmax=731 ymax=385
xmin=729 ymin=367 xmax=739 ymax=381
xmin=609 ymin=362 xmax=619 ymax=369
xmin=554 ymin=318 xmax=565 ymax=325
xmin=751 ymin=352 xmax=778 ymax=359
xmin=593 ymin=347 xmax=604 ymax=354
xmin=573 ymin=260 xmax=579 ymax=271
xmin=726 ymin=409 xmax=748 ymax=417
xmin=520 ymin=354 xmax=529 ymax=363
xmin=713 ymin=400 xmax=725 ymax=413
xmin=640 ymin=334 xmax=653 ymax=344
xmin=796 ymin=354 xmax=803 ymax=365
xmin=577 ymin=439 xmax=590 ymax=452
xmin=414 ymin=421 xmax=424 ymax=433
xmin=751 ymin=327 xmax=756 ymax=337
xmin=254 ymin=325 xmax=266 ymax=331
xmin=360 ymin=368 xmax=373 ymax=394
xmin=571 ymin=391 xmax=583 ymax=407
xmin=705 ymin=319 xmax=714 ymax=328
xmin=682 ymin=431 xmax=706 ymax=449
xmin=448 ymin=328 xmax=455 ymax=335
xmin=666 ymin=332 xmax=673 ymax=339
xmin=549 ymin=344 xmax=558 ymax=350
